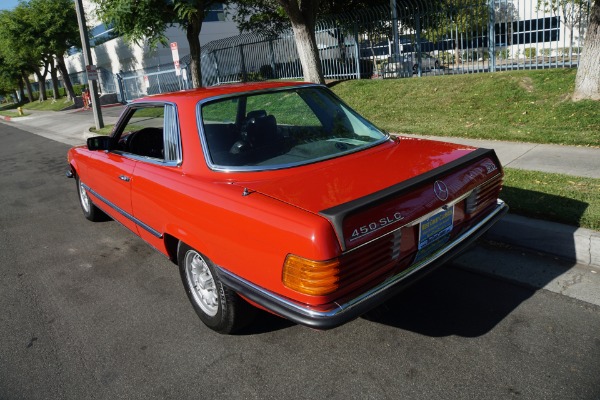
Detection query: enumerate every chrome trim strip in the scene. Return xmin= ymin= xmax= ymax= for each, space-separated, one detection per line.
xmin=83 ymin=183 xmax=163 ymax=239
xmin=217 ymin=199 xmax=507 ymax=321
xmin=112 ymin=151 xmax=181 ymax=167
xmin=194 ymin=84 xmax=390 ymax=173
xmin=164 ymin=103 xmax=183 ymax=164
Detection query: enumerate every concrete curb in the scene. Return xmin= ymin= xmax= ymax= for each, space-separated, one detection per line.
xmin=485 ymin=214 xmax=600 ymax=268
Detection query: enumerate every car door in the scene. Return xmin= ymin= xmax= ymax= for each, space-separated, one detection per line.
xmin=84 ymin=104 xmax=172 ymax=236
xmin=82 ymin=149 xmax=138 ymax=234
xmin=128 ymin=103 xmax=183 ymax=253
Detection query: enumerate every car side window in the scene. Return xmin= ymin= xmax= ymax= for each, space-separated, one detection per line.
xmin=117 ymin=106 xmax=166 ymax=160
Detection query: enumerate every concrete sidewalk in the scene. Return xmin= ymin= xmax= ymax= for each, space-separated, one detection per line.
xmin=1 ymin=106 xmax=599 ymax=268
xmin=0 ymin=105 xmax=124 ymax=146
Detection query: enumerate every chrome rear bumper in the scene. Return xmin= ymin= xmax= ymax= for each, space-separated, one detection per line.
xmin=217 ymin=200 xmax=508 ymax=330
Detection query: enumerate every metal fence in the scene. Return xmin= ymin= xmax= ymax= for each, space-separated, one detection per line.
xmin=117 ymin=63 xmax=192 ymax=102
xmin=109 ymin=0 xmax=592 ymax=101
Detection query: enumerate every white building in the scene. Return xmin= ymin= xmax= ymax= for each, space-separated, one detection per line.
xmin=64 ymin=2 xmax=239 ymax=77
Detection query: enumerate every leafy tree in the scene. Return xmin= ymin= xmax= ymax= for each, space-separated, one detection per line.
xmin=233 ymin=0 xmax=387 ymax=37
xmin=92 ymin=0 xmax=222 ymax=88
xmin=232 ymin=0 xmax=290 ymax=37
xmin=0 ymin=7 xmax=40 ymax=102
xmin=573 ymin=0 xmax=599 ymax=100
xmin=0 ymin=53 xmax=23 ymax=102
xmin=0 ymin=0 xmax=80 ymax=102
xmin=28 ymin=0 xmax=81 ymax=101
xmin=276 ymin=0 xmax=324 ymax=83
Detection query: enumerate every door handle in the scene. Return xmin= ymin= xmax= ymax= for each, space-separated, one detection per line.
xmin=119 ymin=175 xmax=131 ymax=182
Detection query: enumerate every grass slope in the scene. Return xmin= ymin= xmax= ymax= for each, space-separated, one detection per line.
xmin=331 ymin=68 xmax=599 ymax=147
xmin=502 ymin=169 xmax=600 ymax=231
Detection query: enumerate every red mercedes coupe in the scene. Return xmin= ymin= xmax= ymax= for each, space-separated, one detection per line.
xmin=67 ymin=82 xmax=507 ymax=333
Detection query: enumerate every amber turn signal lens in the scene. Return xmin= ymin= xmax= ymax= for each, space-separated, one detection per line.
xmin=282 ymin=254 xmax=340 ymax=296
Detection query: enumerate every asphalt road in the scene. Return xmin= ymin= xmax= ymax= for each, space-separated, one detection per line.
xmin=1 ymin=125 xmax=599 ymax=400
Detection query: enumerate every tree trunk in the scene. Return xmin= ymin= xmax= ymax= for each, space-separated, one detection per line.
xmin=291 ymin=22 xmax=325 ymax=83
xmin=573 ymin=0 xmax=600 ymax=101
xmin=17 ymin=78 xmax=25 ymax=103
xmin=50 ymin=62 xmax=60 ymax=100
xmin=186 ymin=17 xmax=203 ymax=88
xmin=34 ymin=61 xmax=49 ymax=101
xmin=278 ymin=0 xmax=325 ymax=84
xmin=22 ymin=71 xmax=34 ymax=103
xmin=56 ymin=56 xmax=76 ymax=101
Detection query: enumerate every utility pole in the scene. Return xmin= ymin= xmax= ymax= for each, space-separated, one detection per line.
xmin=74 ymin=0 xmax=104 ymax=129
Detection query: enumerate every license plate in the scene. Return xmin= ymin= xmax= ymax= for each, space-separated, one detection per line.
xmin=418 ymin=207 xmax=454 ymax=249
xmin=415 ymin=207 xmax=454 ymax=262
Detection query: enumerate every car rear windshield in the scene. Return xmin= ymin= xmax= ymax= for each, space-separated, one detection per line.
xmin=199 ymin=86 xmax=387 ymax=171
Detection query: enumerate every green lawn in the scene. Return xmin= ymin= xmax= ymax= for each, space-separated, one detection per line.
xmin=0 ymin=110 xmax=26 ymax=118
xmin=330 ymin=68 xmax=599 ymax=147
xmin=22 ymin=97 xmax=74 ymax=111
xmin=1 ymin=97 xmax=74 ymax=112
xmin=502 ymin=169 xmax=599 ymax=231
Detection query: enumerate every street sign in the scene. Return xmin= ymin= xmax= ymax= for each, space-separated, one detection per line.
xmin=170 ymin=42 xmax=181 ymax=76
xmin=86 ymin=64 xmax=98 ymax=81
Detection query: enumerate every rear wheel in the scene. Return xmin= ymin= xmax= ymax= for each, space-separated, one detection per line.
xmin=178 ymin=242 xmax=254 ymax=334
xmin=76 ymin=175 xmax=107 ymax=222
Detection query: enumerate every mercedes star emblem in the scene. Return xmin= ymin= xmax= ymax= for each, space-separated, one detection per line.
xmin=434 ymin=180 xmax=449 ymax=201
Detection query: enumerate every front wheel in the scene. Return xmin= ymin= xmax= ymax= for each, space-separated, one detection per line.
xmin=76 ymin=175 xmax=107 ymax=222
xmin=178 ymin=243 xmax=254 ymax=334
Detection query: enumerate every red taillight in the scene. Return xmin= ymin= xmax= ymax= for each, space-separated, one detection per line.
xmin=465 ymin=175 xmax=503 ymax=215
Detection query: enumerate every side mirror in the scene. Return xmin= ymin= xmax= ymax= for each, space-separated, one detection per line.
xmin=87 ymin=136 xmax=111 ymax=151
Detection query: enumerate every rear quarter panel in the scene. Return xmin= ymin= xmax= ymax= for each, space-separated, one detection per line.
xmin=131 ymin=167 xmax=341 ymax=304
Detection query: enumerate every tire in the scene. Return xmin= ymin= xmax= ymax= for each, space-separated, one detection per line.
xmin=178 ymin=242 xmax=254 ymax=334
xmin=76 ymin=175 xmax=107 ymax=222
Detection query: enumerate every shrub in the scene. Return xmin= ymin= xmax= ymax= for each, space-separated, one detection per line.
xmin=524 ymin=47 xmax=537 ymax=58
xmin=496 ymin=49 xmax=510 ymax=60
xmin=73 ymin=84 xmax=85 ymax=96
xmin=439 ymin=51 xmax=455 ymax=64
xmin=259 ymin=64 xmax=275 ymax=80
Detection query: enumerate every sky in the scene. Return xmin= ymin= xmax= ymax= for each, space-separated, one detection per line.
xmin=0 ymin=0 xmax=21 ymax=11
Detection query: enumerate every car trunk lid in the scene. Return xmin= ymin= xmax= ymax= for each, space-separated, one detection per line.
xmin=233 ymin=137 xmax=502 ymax=250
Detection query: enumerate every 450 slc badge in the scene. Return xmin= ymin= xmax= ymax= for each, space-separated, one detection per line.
xmin=350 ymin=212 xmax=405 ymax=242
